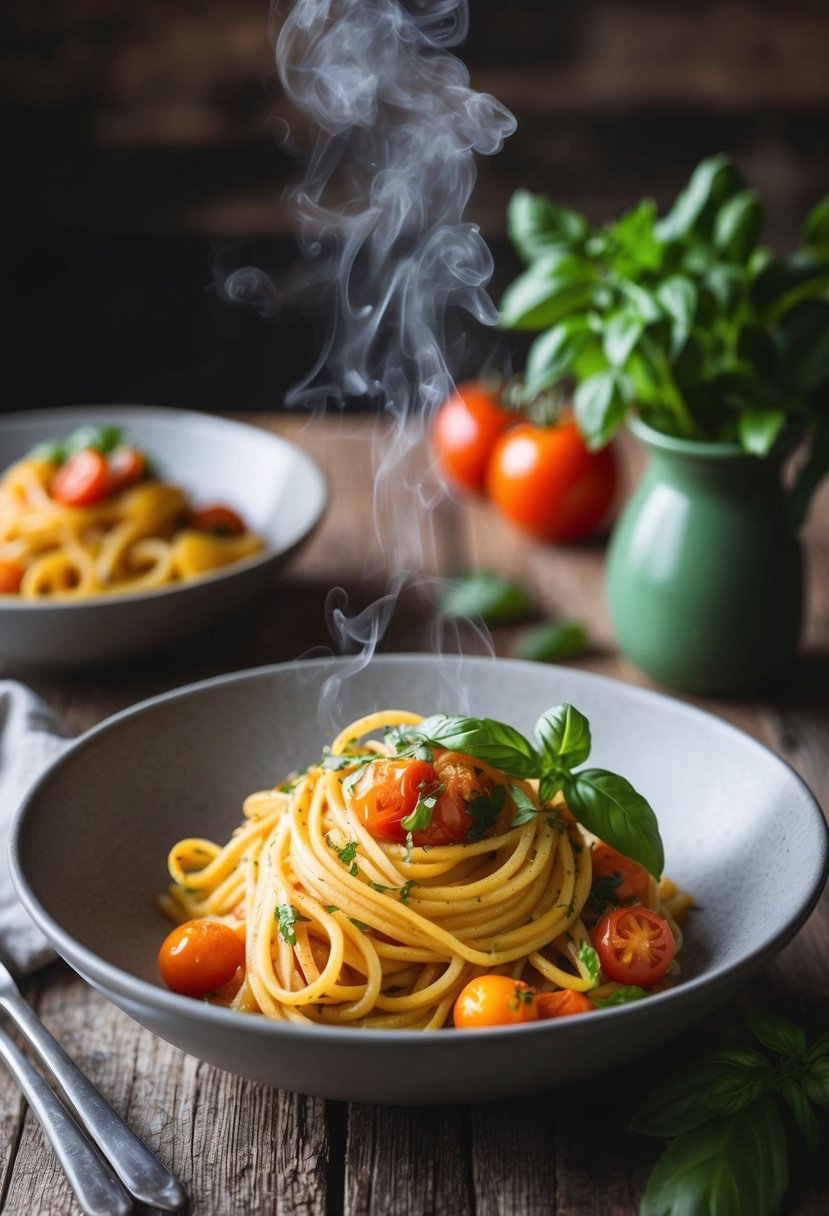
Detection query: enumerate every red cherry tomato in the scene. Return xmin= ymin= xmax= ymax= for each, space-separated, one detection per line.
xmin=592 ymin=907 xmax=675 ymax=988
xmin=454 ymin=975 xmax=538 ymax=1029
xmin=158 ymin=919 xmax=245 ymax=998
xmin=50 ymin=449 xmax=112 ymax=506
xmin=432 ymin=381 xmax=515 ymax=492
xmin=591 ymin=843 xmax=651 ymax=906
xmin=108 ymin=445 xmax=146 ymax=490
xmin=486 ymin=417 xmax=616 ymax=542
xmin=190 ymin=504 xmax=247 ymax=536
xmin=535 ymin=990 xmax=594 ymax=1019
xmin=346 ymin=753 xmax=496 ymax=846
xmin=0 ymin=560 xmax=24 ymax=594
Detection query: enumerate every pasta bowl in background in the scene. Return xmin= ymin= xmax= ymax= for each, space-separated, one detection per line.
xmin=10 ymin=656 xmax=828 ymax=1104
xmin=0 ymin=406 xmax=327 ymax=665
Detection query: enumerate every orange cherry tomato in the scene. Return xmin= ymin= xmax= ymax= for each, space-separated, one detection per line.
xmin=535 ymin=989 xmax=594 ymax=1019
xmin=432 ymin=381 xmax=516 ymax=492
xmin=591 ymin=843 xmax=651 ymax=906
xmin=108 ymin=445 xmax=146 ymax=490
xmin=190 ymin=504 xmax=246 ymax=536
xmin=593 ymin=907 xmax=675 ymax=988
xmin=485 ymin=417 xmax=616 ymax=542
xmin=50 ymin=448 xmax=112 ymax=506
xmin=346 ymin=754 xmax=496 ymax=846
xmin=0 ymin=560 xmax=24 ymax=594
xmin=454 ymin=975 xmax=538 ymax=1029
xmin=158 ymin=919 xmax=245 ymax=998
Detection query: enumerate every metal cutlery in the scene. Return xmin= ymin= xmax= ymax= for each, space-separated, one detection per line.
xmin=0 ymin=959 xmax=187 ymax=1213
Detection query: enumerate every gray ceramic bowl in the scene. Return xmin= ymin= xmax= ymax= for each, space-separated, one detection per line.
xmin=0 ymin=407 xmax=327 ymax=665
xmin=10 ymin=656 xmax=828 ymax=1104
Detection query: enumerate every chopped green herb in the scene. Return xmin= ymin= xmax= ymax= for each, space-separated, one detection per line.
xmin=349 ymin=918 xmax=371 ymax=932
xmin=588 ymin=871 xmax=624 ymax=907
xmin=591 ymin=985 xmax=648 ymax=1007
xmin=510 ymin=785 xmax=539 ymax=828
xmin=400 ymin=791 xmax=439 ymax=833
xmin=275 ymin=904 xmax=310 ymax=947
xmin=577 ymin=940 xmax=601 ymax=984
xmin=325 ymin=905 xmax=339 ymax=914
xmin=466 ymin=784 xmax=506 ymax=841
xmin=399 ymin=880 xmax=416 ymax=904
xmin=508 ymin=984 xmax=536 ymax=1012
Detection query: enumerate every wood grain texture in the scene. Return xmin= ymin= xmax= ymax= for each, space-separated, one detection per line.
xmin=0 ymin=413 xmax=826 ymax=1214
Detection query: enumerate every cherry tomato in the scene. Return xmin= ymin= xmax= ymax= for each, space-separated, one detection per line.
xmin=592 ymin=907 xmax=675 ymax=988
xmin=432 ymin=381 xmax=515 ymax=492
xmin=0 ymin=560 xmax=24 ymax=594
xmin=454 ymin=975 xmax=538 ymax=1029
xmin=486 ymin=417 xmax=616 ymax=542
xmin=346 ymin=754 xmax=496 ymax=846
xmin=190 ymin=504 xmax=246 ymax=536
xmin=535 ymin=989 xmax=594 ymax=1019
xmin=158 ymin=919 xmax=245 ymax=998
xmin=591 ymin=843 xmax=651 ymax=906
xmin=50 ymin=449 xmax=112 ymax=506
xmin=108 ymin=445 xmax=146 ymax=490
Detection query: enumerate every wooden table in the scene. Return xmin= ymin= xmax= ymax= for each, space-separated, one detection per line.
xmin=1 ymin=413 xmax=827 ymax=1215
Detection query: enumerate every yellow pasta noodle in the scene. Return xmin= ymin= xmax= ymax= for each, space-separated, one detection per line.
xmin=158 ymin=709 xmax=687 ymax=1029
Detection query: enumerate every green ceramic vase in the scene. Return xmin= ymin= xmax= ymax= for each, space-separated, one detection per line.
xmin=606 ymin=417 xmax=803 ymax=694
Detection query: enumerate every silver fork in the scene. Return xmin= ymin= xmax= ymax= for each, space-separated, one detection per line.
xmin=0 ymin=959 xmax=187 ymax=1212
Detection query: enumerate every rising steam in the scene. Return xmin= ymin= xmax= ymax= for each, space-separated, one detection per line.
xmin=227 ymin=0 xmax=516 ymax=707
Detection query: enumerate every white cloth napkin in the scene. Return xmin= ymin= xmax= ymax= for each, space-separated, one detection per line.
xmin=0 ymin=681 xmax=74 ymax=974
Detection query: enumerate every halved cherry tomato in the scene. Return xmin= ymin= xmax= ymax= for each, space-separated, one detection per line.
xmin=591 ymin=843 xmax=651 ymax=906
xmin=50 ymin=448 xmax=112 ymax=506
xmin=592 ymin=907 xmax=675 ymax=988
xmin=190 ymin=504 xmax=246 ymax=536
xmin=0 ymin=560 xmax=24 ymax=594
xmin=535 ymin=989 xmax=594 ymax=1019
xmin=158 ymin=919 xmax=245 ymax=998
xmin=454 ymin=975 xmax=538 ymax=1029
xmin=486 ymin=416 xmax=616 ymax=542
xmin=432 ymin=381 xmax=516 ymax=492
xmin=108 ymin=445 xmax=146 ymax=490
xmin=346 ymin=754 xmax=495 ymax=846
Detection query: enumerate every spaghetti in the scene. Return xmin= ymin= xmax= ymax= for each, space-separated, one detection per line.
xmin=158 ymin=708 xmax=687 ymax=1029
xmin=0 ymin=425 xmax=262 ymax=599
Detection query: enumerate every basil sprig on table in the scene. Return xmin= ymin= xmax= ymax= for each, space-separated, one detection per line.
xmin=632 ymin=1010 xmax=829 ymax=1216
xmin=387 ymin=703 xmax=664 ymax=876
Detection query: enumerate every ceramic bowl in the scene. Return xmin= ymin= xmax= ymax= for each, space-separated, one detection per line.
xmin=10 ymin=656 xmax=828 ymax=1104
xmin=0 ymin=407 xmax=327 ymax=665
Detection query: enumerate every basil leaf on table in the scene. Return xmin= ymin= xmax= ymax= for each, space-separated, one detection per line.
xmin=516 ymin=621 xmax=588 ymax=664
xmin=441 ymin=572 xmax=533 ymax=624
xmin=639 ymin=1098 xmax=789 ymax=1216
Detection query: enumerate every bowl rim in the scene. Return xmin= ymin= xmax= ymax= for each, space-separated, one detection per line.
xmin=10 ymin=654 xmax=829 ymax=1046
xmin=0 ymin=405 xmax=329 ymax=611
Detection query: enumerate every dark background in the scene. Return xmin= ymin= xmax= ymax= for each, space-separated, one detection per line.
xmin=2 ymin=0 xmax=828 ymax=413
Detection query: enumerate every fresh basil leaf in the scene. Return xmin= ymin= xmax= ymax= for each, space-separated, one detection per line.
xmin=441 ymin=572 xmax=533 ymax=623
xmin=746 ymin=1009 xmax=808 ymax=1058
xmin=275 ymin=904 xmax=310 ymax=948
xmin=778 ymin=300 xmax=829 ymax=394
xmin=524 ymin=316 xmax=591 ymax=396
xmin=400 ymin=793 xmax=438 ymax=833
xmin=534 ymin=703 xmax=591 ymax=771
xmin=801 ymin=1057 xmax=829 ymax=1110
xmin=714 ymin=190 xmax=763 ymax=263
xmin=803 ymin=193 xmax=829 ymax=249
xmin=538 ymin=773 xmax=565 ymax=805
xmin=564 ymin=769 xmax=664 ymax=878
xmin=654 ymin=154 xmax=743 ymax=244
xmin=779 ymin=1079 xmax=820 ymax=1152
xmin=608 ymin=198 xmax=663 ymax=276
xmin=639 ymin=1099 xmax=788 ymax=1216
xmin=509 ymin=784 xmax=539 ymax=828
xmin=64 ymin=423 xmax=123 ymax=456
xmin=603 ymin=309 xmax=644 ymax=368
xmin=590 ymin=985 xmax=647 ymax=1008
xmin=704 ymin=1046 xmax=775 ymax=1072
xmin=507 ymin=189 xmax=590 ymax=263
xmin=752 ymin=250 xmax=829 ymax=320
xmin=703 ymin=1071 xmax=774 ymax=1116
xmin=516 ymin=620 xmax=588 ymax=664
xmin=499 ymin=257 xmax=597 ymax=330
xmin=657 ymin=276 xmax=698 ymax=338
xmin=415 ymin=715 xmax=541 ymax=778
xmin=577 ymin=940 xmax=600 ymax=984
xmin=573 ymin=368 xmax=631 ymax=449
xmin=631 ymin=1060 xmax=744 ymax=1137
xmin=736 ymin=324 xmax=777 ymax=380
xmin=738 ymin=408 xmax=786 ymax=457
xmin=805 ymin=1032 xmax=829 ymax=1065
xmin=465 ymin=783 xmax=505 ymax=842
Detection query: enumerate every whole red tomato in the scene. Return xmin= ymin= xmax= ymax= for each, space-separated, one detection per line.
xmin=485 ymin=417 xmax=616 ymax=542
xmin=432 ymin=381 xmax=515 ymax=492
